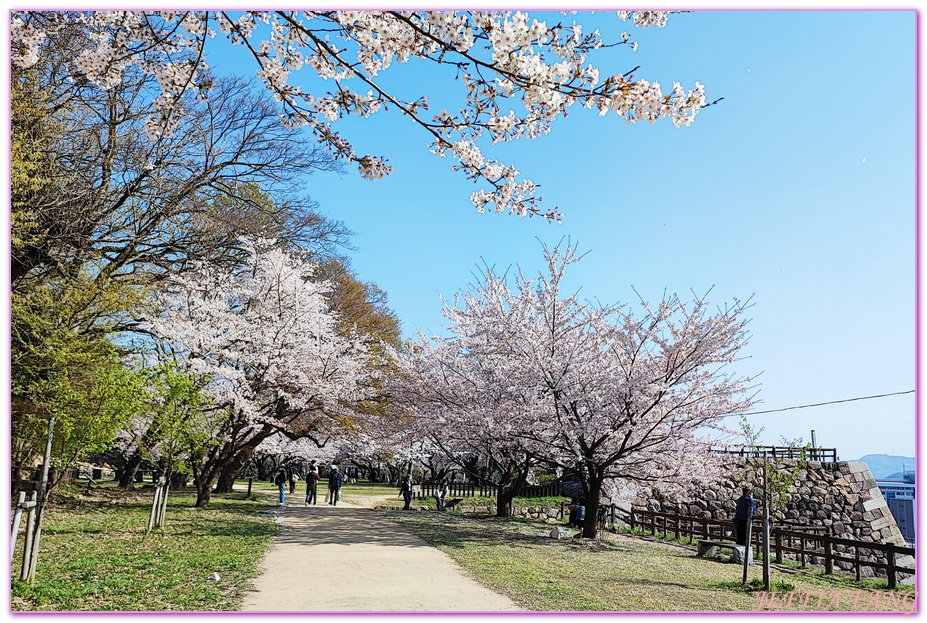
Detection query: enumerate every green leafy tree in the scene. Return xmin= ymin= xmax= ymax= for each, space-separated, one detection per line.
xmin=12 ymin=280 xmax=144 ymax=490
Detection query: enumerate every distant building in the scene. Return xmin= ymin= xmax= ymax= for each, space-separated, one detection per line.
xmin=877 ymin=470 xmax=914 ymax=544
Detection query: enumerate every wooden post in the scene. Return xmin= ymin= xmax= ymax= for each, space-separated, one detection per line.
xmin=800 ymin=536 xmax=806 ymax=568
xmin=886 ymin=546 xmax=897 ymax=589
xmin=148 ymin=483 xmax=163 ymax=533
xmin=10 ymin=491 xmax=26 ymax=563
xmin=775 ymin=532 xmax=782 ymax=564
xmin=742 ymin=507 xmax=754 ymax=585
xmin=157 ymin=482 xmax=169 ymax=528
xmin=19 ymin=492 xmax=37 ymax=581
xmin=610 ymin=504 xmax=616 ymax=531
xmin=824 ymin=538 xmax=834 ymax=574
xmin=855 ymin=546 xmax=861 ymax=582
xmin=247 ymin=478 xmax=253 ymax=498
xmin=762 ymin=454 xmax=770 ymax=591
xmin=25 ymin=418 xmax=55 ymax=583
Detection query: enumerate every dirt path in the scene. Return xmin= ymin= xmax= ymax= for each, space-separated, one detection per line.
xmin=239 ymin=494 xmax=521 ymax=612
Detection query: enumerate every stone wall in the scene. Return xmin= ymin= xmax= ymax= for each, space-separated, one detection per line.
xmin=637 ymin=458 xmax=909 ymax=577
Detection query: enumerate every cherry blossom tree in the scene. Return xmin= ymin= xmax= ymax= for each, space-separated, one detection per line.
xmin=392 ymin=243 xmax=755 ymax=537
xmin=12 ymin=11 xmax=712 ymax=219
xmin=390 ymin=335 xmax=543 ymax=516
xmin=144 ymin=238 xmax=374 ymax=506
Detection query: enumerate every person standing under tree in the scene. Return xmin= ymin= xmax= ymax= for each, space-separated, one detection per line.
xmin=399 ymin=474 xmax=414 ymax=511
xmin=305 ymin=467 xmax=320 ymax=505
xmin=274 ymin=468 xmax=287 ymax=505
xmin=436 ymin=478 xmax=449 ymax=511
xmin=733 ymin=487 xmax=756 ymax=545
xmin=328 ymin=465 xmax=343 ymax=506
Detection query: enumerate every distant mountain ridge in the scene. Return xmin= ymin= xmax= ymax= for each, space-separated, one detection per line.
xmin=856 ymin=454 xmax=915 ymax=480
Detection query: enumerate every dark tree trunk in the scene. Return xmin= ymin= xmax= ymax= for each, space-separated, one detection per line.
xmin=493 ymin=455 xmax=532 ymax=518
xmin=118 ymin=452 xmax=144 ymax=489
xmin=496 ymin=487 xmax=516 ymax=517
xmin=582 ymin=478 xmax=604 ymax=539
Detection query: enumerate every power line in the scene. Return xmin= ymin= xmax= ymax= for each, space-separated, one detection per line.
xmin=733 ymin=390 xmax=915 ymax=417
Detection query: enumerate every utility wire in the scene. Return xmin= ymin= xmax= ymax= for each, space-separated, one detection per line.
xmin=732 ymin=389 xmax=915 ymax=417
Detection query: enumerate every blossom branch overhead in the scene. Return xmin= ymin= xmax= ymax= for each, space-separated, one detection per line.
xmin=12 ymin=10 xmax=713 ymax=220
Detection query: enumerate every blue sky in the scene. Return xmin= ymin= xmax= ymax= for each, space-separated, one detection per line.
xmin=147 ymin=10 xmax=920 ymax=460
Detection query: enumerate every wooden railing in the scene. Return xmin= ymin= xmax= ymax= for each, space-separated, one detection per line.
xmin=415 ymin=480 xmax=565 ymax=500
xmin=416 ymin=481 xmax=499 ymax=499
xmin=627 ymin=507 xmax=913 ymax=588
xmin=711 ymin=446 xmax=838 ymax=462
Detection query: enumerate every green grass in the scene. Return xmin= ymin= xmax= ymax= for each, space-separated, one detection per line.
xmin=11 ymin=481 xmax=278 ymax=611
xmin=383 ymin=510 xmax=914 ymax=612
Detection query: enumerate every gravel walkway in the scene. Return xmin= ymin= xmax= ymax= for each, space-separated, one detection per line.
xmin=239 ymin=496 xmax=521 ymax=612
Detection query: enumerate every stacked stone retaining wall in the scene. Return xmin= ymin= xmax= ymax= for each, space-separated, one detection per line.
xmin=639 ymin=458 xmax=908 ymax=577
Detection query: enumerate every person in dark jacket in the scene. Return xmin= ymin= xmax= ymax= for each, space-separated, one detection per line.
xmin=305 ymin=467 xmax=320 ymax=505
xmin=273 ymin=468 xmax=287 ymax=505
xmin=399 ymin=474 xmax=414 ymax=510
xmin=733 ymin=487 xmax=756 ymax=545
xmin=328 ymin=465 xmax=343 ymax=506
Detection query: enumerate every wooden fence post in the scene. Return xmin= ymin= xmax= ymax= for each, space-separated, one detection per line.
xmin=19 ymin=491 xmax=38 ymax=581
xmin=886 ymin=546 xmax=897 ymax=589
xmin=824 ymin=538 xmax=834 ymax=575
xmin=742 ymin=507 xmax=754 ymax=585
xmin=148 ymin=483 xmax=162 ymax=533
xmin=775 ymin=532 xmax=782 ymax=564
xmin=10 ymin=491 xmax=26 ymax=563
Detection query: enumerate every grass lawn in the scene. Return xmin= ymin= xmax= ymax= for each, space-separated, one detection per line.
xmin=385 ymin=510 xmax=915 ymax=612
xmin=11 ymin=480 xmax=279 ymax=611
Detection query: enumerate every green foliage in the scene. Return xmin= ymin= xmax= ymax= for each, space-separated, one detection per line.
xmin=738 ymin=414 xmax=764 ymax=449
xmin=11 ymin=69 xmax=59 ymax=255
xmin=139 ymin=362 xmax=219 ymax=477
xmin=12 ymin=278 xmax=145 ymax=477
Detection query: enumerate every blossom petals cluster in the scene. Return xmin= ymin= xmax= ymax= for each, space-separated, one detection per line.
xmin=145 ymin=239 xmax=373 ymax=436
xmin=12 ymin=10 xmax=705 ymax=219
xmin=391 ymin=244 xmax=754 ymax=499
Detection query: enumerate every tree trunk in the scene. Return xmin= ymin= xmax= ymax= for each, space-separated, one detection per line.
xmin=496 ymin=487 xmax=516 ymax=517
xmin=582 ymin=478 xmax=603 ymax=539
xmin=118 ymin=451 xmax=144 ymax=489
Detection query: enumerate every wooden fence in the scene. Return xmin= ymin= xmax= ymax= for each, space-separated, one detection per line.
xmin=416 ymin=481 xmax=499 ymax=499
xmin=627 ymin=507 xmax=913 ymax=588
xmin=711 ymin=446 xmax=838 ymax=462
xmin=415 ymin=480 xmax=564 ymax=500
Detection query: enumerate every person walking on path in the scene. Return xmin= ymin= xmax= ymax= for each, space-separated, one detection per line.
xmin=305 ymin=467 xmax=320 ymax=505
xmin=274 ymin=468 xmax=287 ymax=505
xmin=288 ymin=468 xmax=298 ymax=495
xmin=733 ymin=487 xmax=756 ymax=545
xmin=399 ymin=474 xmax=414 ymax=510
xmin=328 ymin=465 xmax=343 ymax=506
xmin=435 ymin=478 xmax=449 ymax=511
